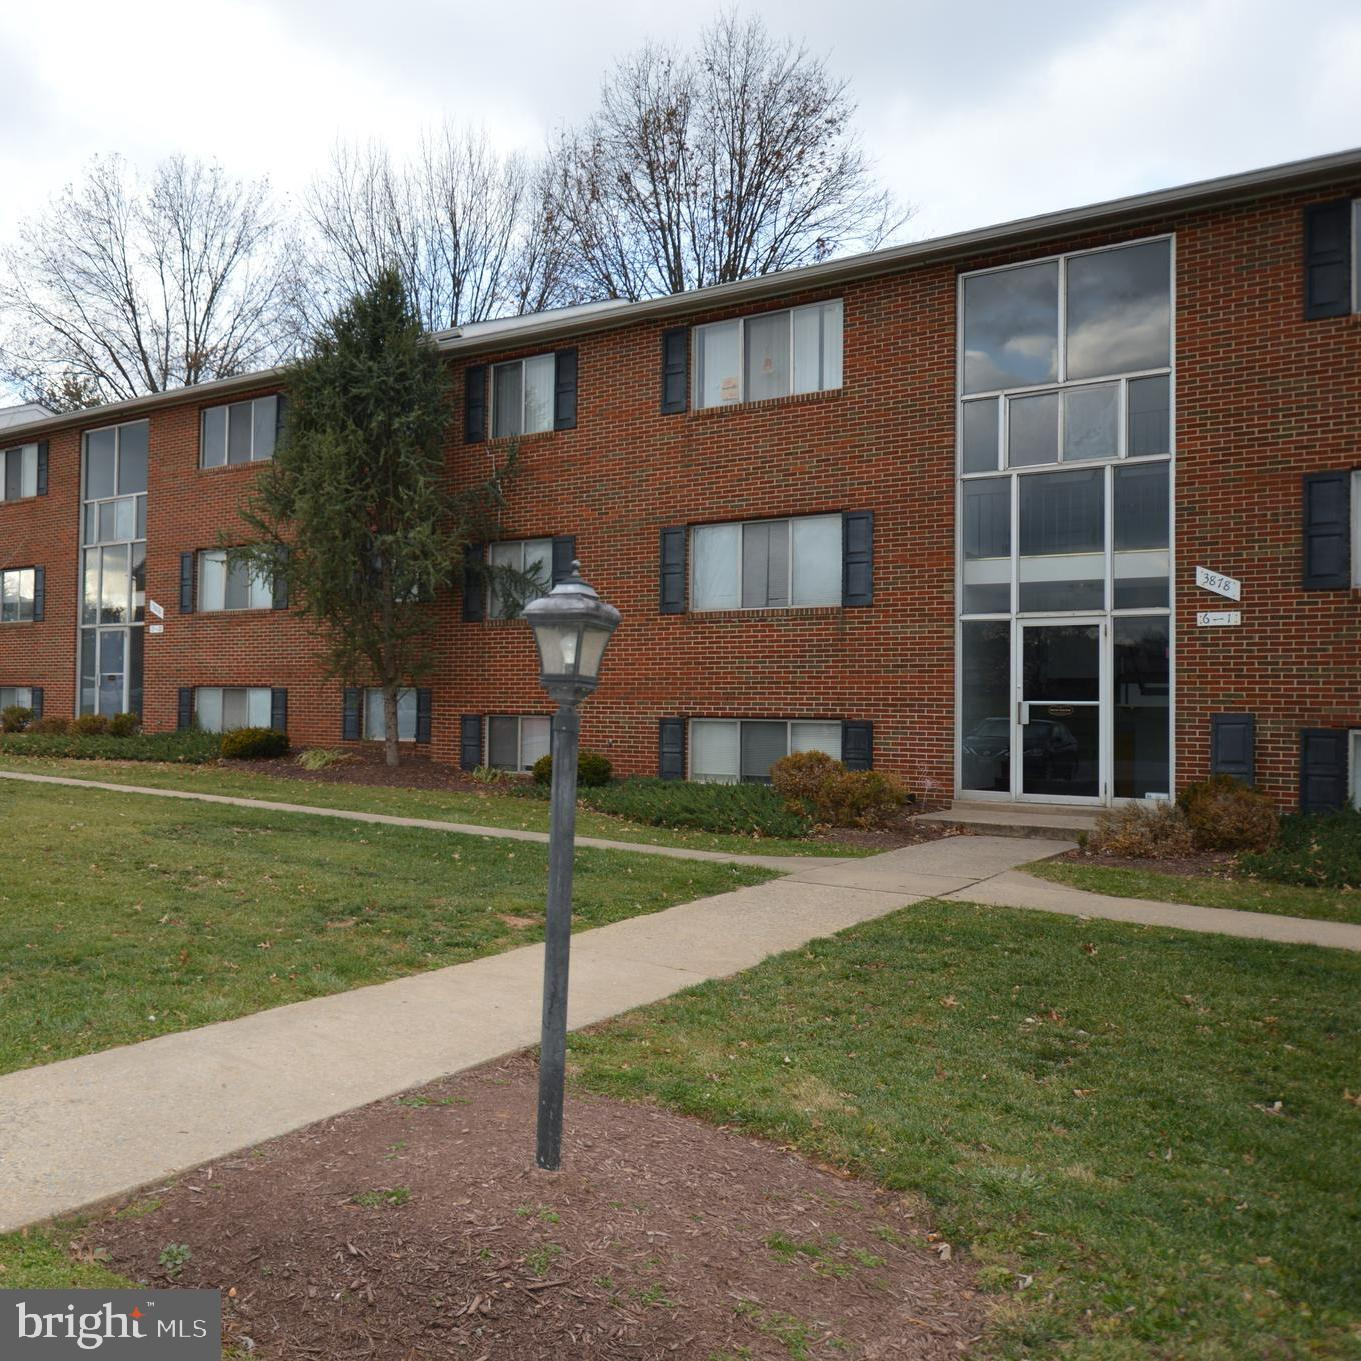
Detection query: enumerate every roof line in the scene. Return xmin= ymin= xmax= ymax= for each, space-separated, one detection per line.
xmin=5 ymin=144 xmax=1359 ymax=443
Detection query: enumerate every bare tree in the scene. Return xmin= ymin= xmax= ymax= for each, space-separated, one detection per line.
xmin=548 ymin=12 xmax=908 ymax=300
xmin=296 ymin=125 xmax=574 ymax=335
xmin=0 ymin=155 xmax=293 ymax=408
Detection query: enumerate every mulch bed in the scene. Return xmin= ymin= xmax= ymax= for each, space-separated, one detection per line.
xmin=91 ymin=1057 xmax=983 ymax=1360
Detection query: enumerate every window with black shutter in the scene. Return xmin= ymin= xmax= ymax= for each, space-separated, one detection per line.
xmin=464 ymin=364 xmax=488 ymax=443
xmin=1303 ymin=200 xmax=1354 ymax=320
xmin=842 ymin=511 xmax=873 ymax=607
xmin=842 ymin=720 xmax=874 ymax=771
xmin=177 ymin=687 xmax=194 ymax=731
xmin=1300 ymin=728 xmax=1349 ymax=813
xmin=658 ymin=718 xmax=685 ymax=779
xmin=462 ymin=544 xmax=486 ymax=621
xmin=415 ymin=688 xmax=433 ymax=743
xmin=460 ymin=714 xmax=484 ymax=770
xmin=551 ymin=536 xmax=577 ymax=583
xmin=179 ymin=552 xmax=196 ymax=613
xmin=660 ymin=328 xmax=689 ymax=414
xmin=659 ymin=527 xmax=686 ymax=613
xmin=341 ymin=687 xmax=362 ymax=741
xmin=1210 ymin=714 xmax=1255 ymax=784
xmin=553 ymin=349 xmax=578 ymax=430
xmin=270 ymin=688 xmax=288 ymax=733
xmin=1302 ymin=471 xmax=1351 ymax=589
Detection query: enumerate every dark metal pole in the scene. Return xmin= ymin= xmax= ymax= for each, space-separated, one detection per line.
xmin=536 ymin=699 xmax=580 ymax=1171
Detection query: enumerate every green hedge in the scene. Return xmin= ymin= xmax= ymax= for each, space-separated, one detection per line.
xmin=579 ymin=777 xmax=811 ymax=839
xmin=0 ymin=730 xmax=224 ymax=763
xmin=1239 ymin=808 xmax=1361 ymax=890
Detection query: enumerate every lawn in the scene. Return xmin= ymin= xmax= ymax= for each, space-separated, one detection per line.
xmin=0 ymin=757 xmax=863 ymax=858
xmin=1026 ymin=858 xmax=1361 ymax=926
xmin=0 ymin=780 xmax=771 ymax=1073
xmin=569 ymin=901 xmax=1361 ymax=1359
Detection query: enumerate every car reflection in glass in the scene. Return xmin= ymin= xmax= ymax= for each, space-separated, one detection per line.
xmin=963 ymin=717 xmax=1079 ymax=790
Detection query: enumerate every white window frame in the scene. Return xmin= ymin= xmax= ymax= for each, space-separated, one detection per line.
xmin=689 ymin=514 xmax=842 ymax=613
xmin=194 ymin=686 xmax=272 ymax=733
xmin=0 ymin=686 xmax=33 ymax=709
xmin=201 ymin=395 xmax=279 ymax=469
xmin=487 ymin=537 xmax=554 ymax=619
xmin=197 ymin=549 xmax=273 ymax=612
xmin=1 ymin=444 xmax=39 ymax=502
xmin=363 ymin=687 xmax=417 ymax=743
xmin=0 ymin=568 xmax=35 ymax=623
xmin=487 ymin=714 xmax=552 ymax=773
xmin=687 ymin=717 xmax=843 ymax=783
xmin=692 ymin=300 xmax=844 ymax=410
xmin=490 ymin=354 xmax=555 ymax=439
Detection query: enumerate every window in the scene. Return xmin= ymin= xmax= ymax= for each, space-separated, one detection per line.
xmin=0 ymin=686 xmax=32 ymax=709
xmin=690 ymin=514 xmax=841 ymax=611
xmin=689 ymin=718 xmax=842 ymax=783
xmin=487 ymin=538 xmax=553 ymax=619
xmin=491 ymin=355 xmax=555 ymax=438
xmin=197 ymin=550 xmax=272 ymax=611
xmin=488 ymin=715 xmax=551 ymax=772
xmin=0 ymin=568 xmax=35 ymax=623
xmin=693 ymin=301 xmax=843 ymax=410
xmin=960 ymin=239 xmax=1172 ymax=472
xmin=1 ymin=444 xmax=39 ymax=501
xmin=195 ymin=687 xmax=272 ymax=733
xmin=201 ymin=396 xmax=279 ymax=467
xmin=364 ymin=688 xmax=417 ymax=742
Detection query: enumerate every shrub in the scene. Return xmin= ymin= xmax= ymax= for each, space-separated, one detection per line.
xmin=26 ymin=715 xmax=69 ymax=735
xmin=817 ymin=769 xmax=909 ymax=828
xmin=220 ymin=727 xmax=289 ymax=760
xmin=1086 ymin=801 xmax=1195 ymax=859
xmin=296 ymin=747 xmax=353 ymax=771
xmin=470 ymin=764 xmax=508 ymax=785
xmin=106 ymin=711 xmax=141 ymax=737
xmin=0 ymin=730 xmax=221 ymax=762
xmin=771 ymin=750 xmax=842 ymax=814
xmin=532 ymin=748 xmax=613 ymax=788
xmin=580 ymin=777 xmax=811 ymax=839
xmin=0 ymin=705 xmax=33 ymax=733
xmin=1177 ymin=775 xmax=1278 ymax=852
xmin=1239 ymin=807 xmax=1361 ymax=889
xmin=71 ymin=713 xmax=110 ymax=736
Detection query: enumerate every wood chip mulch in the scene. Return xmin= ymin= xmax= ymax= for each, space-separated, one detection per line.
xmin=92 ymin=1057 xmax=984 ymax=1359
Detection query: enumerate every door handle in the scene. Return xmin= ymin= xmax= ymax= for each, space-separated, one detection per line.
xmin=1018 ymin=702 xmax=1030 ymax=726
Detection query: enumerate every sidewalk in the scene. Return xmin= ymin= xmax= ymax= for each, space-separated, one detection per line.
xmin=0 ymin=834 xmax=1066 ymax=1232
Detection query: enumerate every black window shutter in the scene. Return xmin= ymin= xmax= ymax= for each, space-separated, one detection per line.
xmin=1299 ymin=728 xmax=1349 ymax=813
xmin=35 ymin=441 xmax=48 ymax=495
xmin=842 ymin=511 xmax=874 ymax=607
xmin=31 ymin=566 xmax=44 ymax=622
xmin=1302 ymin=470 xmax=1351 ymax=589
xmin=1303 ymin=200 xmax=1353 ymax=320
xmin=29 ymin=686 xmax=43 ymax=719
xmin=177 ymin=687 xmax=193 ymax=731
xmin=270 ymin=688 xmax=288 ymax=733
xmin=660 ymin=327 xmax=689 ymax=414
xmin=274 ymin=394 xmax=289 ymax=446
xmin=553 ymin=348 xmax=578 ymax=431
xmin=659 ymin=717 xmax=685 ymax=779
xmin=659 ymin=526 xmax=686 ymax=614
xmin=552 ymin=535 xmax=577 ymax=583
xmin=342 ymin=687 xmax=362 ymax=741
xmin=460 ymin=714 xmax=483 ymax=770
xmin=1210 ymin=714 xmax=1255 ymax=783
xmin=464 ymin=364 xmax=487 ymax=443
xmin=415 ymin=688 xmax=433 ymax=744
xmin=462 ymin=543 xmax=485 ymax=621
xmin=842 ymin=720 xmax=874 ymax=770
xmin=271 ymin=546 xmax=289 ymax=610
xmin=179 ymin=552 xmax=196 ymax=613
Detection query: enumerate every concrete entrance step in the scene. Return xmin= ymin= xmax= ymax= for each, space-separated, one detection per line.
xmin=917 ymin=799 xmax=1102 ymax=841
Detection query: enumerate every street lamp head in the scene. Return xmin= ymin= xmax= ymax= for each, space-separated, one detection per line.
xmin=522 ymin=562 xmax=620 ymax=704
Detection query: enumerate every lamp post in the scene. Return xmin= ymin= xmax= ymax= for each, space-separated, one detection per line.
xmin=521 ymin=563 xmax=620 ymax=1171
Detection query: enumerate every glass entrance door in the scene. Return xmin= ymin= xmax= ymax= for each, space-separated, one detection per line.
xmin=1018 ymin=621 xmax=1103 ymax=802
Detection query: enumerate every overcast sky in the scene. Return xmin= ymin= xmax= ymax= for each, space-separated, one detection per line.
xmin=1 ymin=0 xmax=1358 ymax=246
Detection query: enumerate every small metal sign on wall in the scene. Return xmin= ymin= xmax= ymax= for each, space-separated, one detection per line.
xmin=1196 ymin=610 xmax=1242 ymax=628
xmin=1194 ymin=566 xmax=1241 ymax=601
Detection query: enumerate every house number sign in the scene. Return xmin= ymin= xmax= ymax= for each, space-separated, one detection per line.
xmin=1195 ymin=566 xmax=1241 ymax=601
xmin=1196 ymin=610 xmax=1242 ymax=627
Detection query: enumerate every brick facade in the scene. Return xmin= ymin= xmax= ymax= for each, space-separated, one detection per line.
xmin=1 ymin=160 xmax=1357 ymax=810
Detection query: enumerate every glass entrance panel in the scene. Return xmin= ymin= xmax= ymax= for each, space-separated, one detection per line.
xmin=1113 ymin=617 xmax=1170 ymax=798
xmin=1020 ymin=623 xmax=1101 ymax=799
xmin=97 ymin=629 xmax=126 ymax=717
xmin=961 ymin=621 xmax=1012 ymax=793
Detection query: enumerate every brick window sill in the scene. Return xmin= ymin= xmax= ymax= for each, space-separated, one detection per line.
xmin=679 ymin=606 xmax=846 ymax=623
xmin=688 ymin=388 xmax=843 ymax=421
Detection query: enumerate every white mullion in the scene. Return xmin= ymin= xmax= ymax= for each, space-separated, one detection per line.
xmin=1057 ymin=255 xmax=1068 ymax=385
xmin=737 ymin=318 xmax=745 ymax=404
xmin=785 ymin=517 xmax=795 ymax=605
xmin=1009 ymin=470 xmax=1020 ymax=616
xmin=1103 ymin=463 xmax=1115 ymax=614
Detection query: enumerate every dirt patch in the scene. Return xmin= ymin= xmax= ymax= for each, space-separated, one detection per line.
xmin=807 ymin=819 xmax=966 ymax=852
xmin=92 ymin=1058 xmax=983 ymax=1360
xmin=228 ymin=750 xmax=490 ymax=793
xmin=1054 ymin=848 xmax=1240 ymax=878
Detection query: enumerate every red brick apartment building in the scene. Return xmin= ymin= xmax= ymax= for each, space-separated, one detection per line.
xmin=1 ymin=149 xmax=1359 ymax=813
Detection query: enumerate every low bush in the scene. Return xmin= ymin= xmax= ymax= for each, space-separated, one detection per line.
xmin=0 ymin=730 xmax=222 ymax=762
xmin=469 ymin=764 xmax=508 ymax=785
xmin=0 ymin=705 xmax=32 ymax=733
xmin=581 ymin=777 xmax=811 ymax=839
xmin=71 ymin=713 xmax=110 ymax=736
xmin=1086 ymin=800 xmax=1196 ymax=858
xmin=296 ymin=747 xmax=353 ymax=771
xmin=771 ymin=751 xmax=908 ymax=828
xmin=1177 ymin=775 xmax=1278 ymax=852
xmin=531 ymin=748 xmax=613 ymax=788
xmin=1239 ymin=807 xmax=1361 ymax=889
xmin=220 ymin=727 xmax=289 ymax=760
xmin=771 ymin=750 xmax=842 ymax=813
xmin=26 ymin=715 xmax=69 ymax=735
xmin=106 ymin=711 xmax=141 ymax=737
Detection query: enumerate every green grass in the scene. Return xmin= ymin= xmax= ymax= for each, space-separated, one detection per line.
xmin=1026 ymin=858 xmax=1361 ymax=926
xmin=0 ymin=756 xmax=863 ymax=858
xmin=0 ymin=780 xmax=771 ymax=1073
xmin=568 ymin=902 xmax=1361 ymax=1359
xmin=0 ymin=1228 xmax=135 ymax=1289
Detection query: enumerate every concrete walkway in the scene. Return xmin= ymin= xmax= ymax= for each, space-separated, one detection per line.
xmin=0 ymin=834 xmax=1067 ymax=1232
